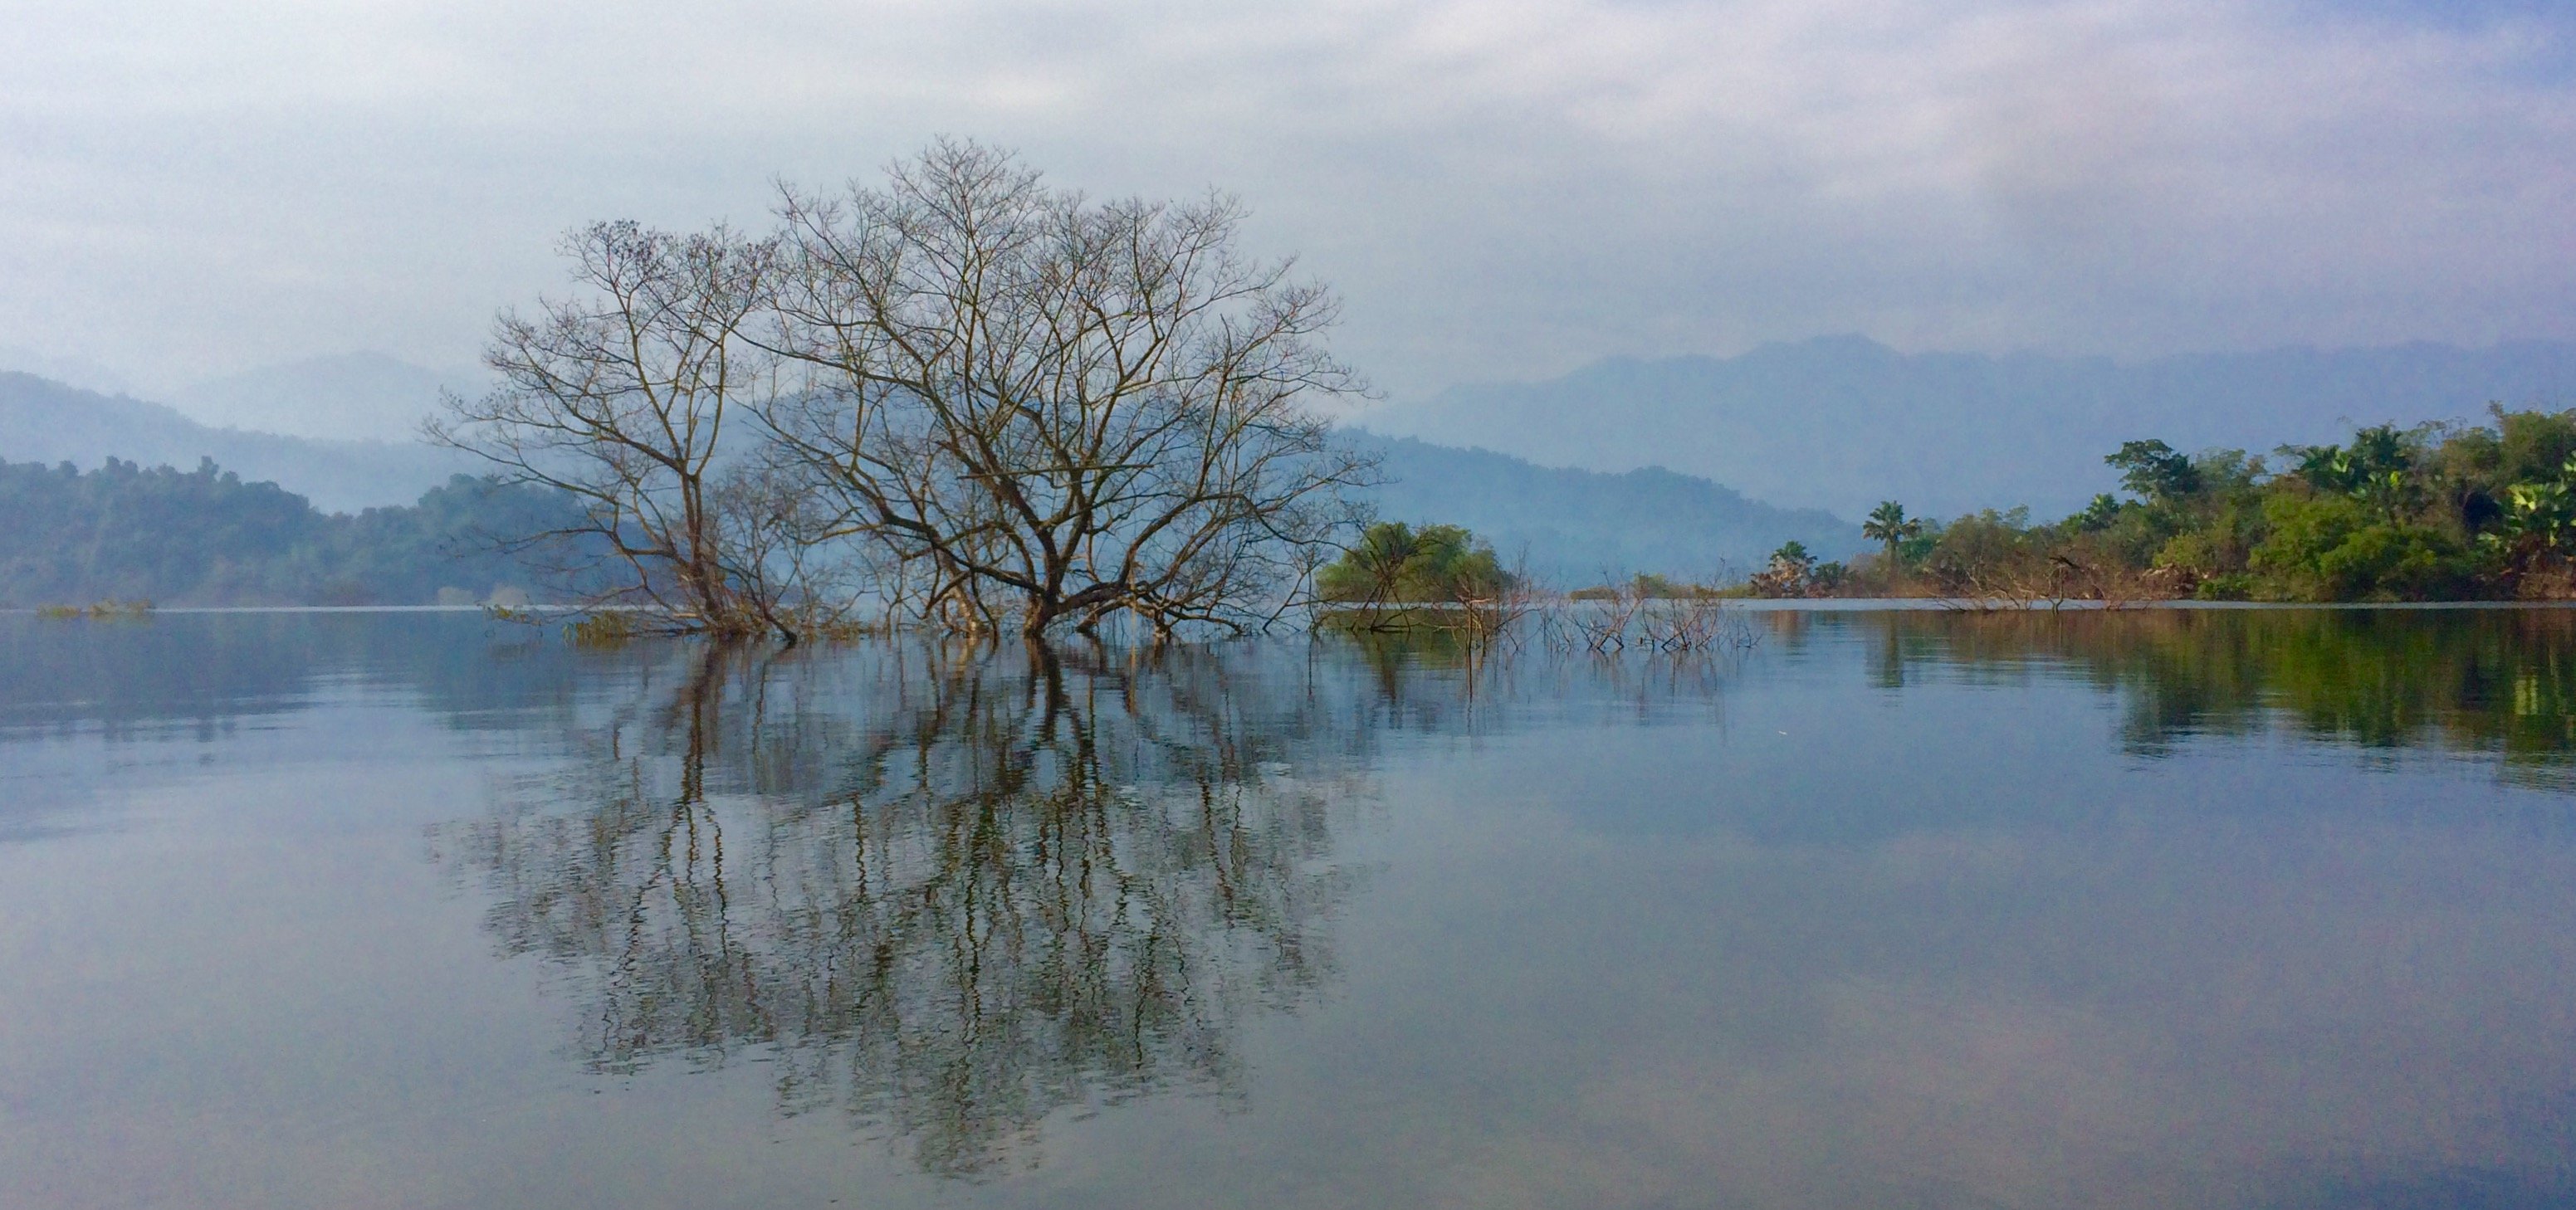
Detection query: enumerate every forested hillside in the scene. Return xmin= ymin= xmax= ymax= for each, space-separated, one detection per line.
xmin=0 ymin=458 xmax=592 ymax=607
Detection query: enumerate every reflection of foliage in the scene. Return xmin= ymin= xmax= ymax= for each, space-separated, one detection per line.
xmin=440 ymin=642 xmax=1363 ymax=1177
xmin=1861 ymin=610 xmax=2576 ymax=785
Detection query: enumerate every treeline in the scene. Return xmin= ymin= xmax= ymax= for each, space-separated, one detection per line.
xmin=0 ymin=456 xmax=594 ymax=607
xmin=1738 ymin=407 xmax=2576 ymax=602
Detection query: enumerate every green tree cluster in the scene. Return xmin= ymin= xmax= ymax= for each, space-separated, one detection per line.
xmin=1316 ymin=522 xmax=1511 ymax=605
xmin=1845 ymin=407 xmax=2576 ymax=602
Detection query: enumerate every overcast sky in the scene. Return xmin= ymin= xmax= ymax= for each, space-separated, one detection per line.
xmin=5 ymin=0 xmax=2574 ymax=403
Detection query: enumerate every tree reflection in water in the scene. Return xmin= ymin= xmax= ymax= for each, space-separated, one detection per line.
xmin=1859 ymin=607 xmax=2576 ymax=784
xmin=431 ymin=609 xmax=2576 ymax=1178
xmin=440 ymin=641 xmax=1371 ymax=1177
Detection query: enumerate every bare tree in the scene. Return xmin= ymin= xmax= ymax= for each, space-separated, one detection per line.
xmin=429 ymin=221 xmax=846 ymax=639
xmin=762 ymin=140 xmax=1378 ymax=638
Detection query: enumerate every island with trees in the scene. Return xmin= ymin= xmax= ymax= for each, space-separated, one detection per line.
xmin=1719 ymin=409 xmax=2576 ymax=603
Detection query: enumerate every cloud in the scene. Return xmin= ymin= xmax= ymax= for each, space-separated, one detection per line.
xmin=2 ymin=0 xmax=2572 ymax=399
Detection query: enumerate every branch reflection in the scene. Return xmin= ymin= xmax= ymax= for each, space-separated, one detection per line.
xmin=442 ymin=642 xmax=1370 ymax=1176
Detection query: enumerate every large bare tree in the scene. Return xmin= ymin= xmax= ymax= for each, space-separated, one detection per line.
xmin=762 ymin=140 xmax=1378 ymax=637
xmin=430 ymin=222 xmax=851 ymax=640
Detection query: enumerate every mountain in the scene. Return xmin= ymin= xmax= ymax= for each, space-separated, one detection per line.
xmin=0 ymin=373 xmax=472 ymax=513
xmin=0 ymin=345 xmax=134 ymax=397
xmin=1361 ymin=337 xmax=2576 ymax=519
xmin=1361 ymin=435 xmax=1855 ymax=583
xmin=0 ymin=370 xmax=1850 ymax=582
xmin=173 ymin=351 xmax=477 ymax=443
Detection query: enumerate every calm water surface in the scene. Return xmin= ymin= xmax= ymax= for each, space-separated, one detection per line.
xmin=4 ymin=608 xmax=2576 ymax=1209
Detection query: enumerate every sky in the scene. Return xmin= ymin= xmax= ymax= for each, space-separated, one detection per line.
xmin=4 ymin=0 xmax=2574 ymax=405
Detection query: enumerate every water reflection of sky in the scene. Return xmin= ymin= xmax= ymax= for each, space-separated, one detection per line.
xmin=3 ymin=609 xmax=2574 ymax=1208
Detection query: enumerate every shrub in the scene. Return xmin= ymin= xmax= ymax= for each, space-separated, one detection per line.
xmin=1317 ymin=522 xmax=1510 ymax=604
xmin=2194 ymin=573 xmax=2254 ymax=601
xmin=2250 ymin=492 xmax=2472 ymax=601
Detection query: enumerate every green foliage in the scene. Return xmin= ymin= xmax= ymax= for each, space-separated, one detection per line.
xmin=1820 ymin=414 xmax=2576 ymax=602
xmin=565 ymin=611 xmax=641 ymax=646
xmin=1861 ymin=500 xmax=1923 ymax=561
xmin=2490 ymin=407 xmax=2576 ymax=486
xmin=1921 ymin=507 xmax=2043 ymax=593
xmin=2285 ymin=423 xmax=2420 ymax=518
xmin=0 ymin=457 xmax=599 ymax=607
xmin=2106 ymin=439 xmax=2202 ymax=502
xmin=2192 ymin=573 xmax=2254 ymax=601
xmin=2075 ymin=493 xmax=2123 ymax=531
xmin=1747 ymin=542 xmax=1822 ymax=598
xmin=2495 ymin=474 xmax=2576 ymax=543
xmin=1316 ymin=522 xmax=1511 ymax=604
xmin=2248 ymin=491 xmax=2474 ymax=602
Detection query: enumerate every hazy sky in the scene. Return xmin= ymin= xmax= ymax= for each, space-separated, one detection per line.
xmin=6 ymin=0 xmax=2574 ymax=403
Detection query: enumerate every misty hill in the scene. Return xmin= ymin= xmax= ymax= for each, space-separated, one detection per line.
xmin=1363 ymin=435 xmax=1856 ymax=582
xmin=0 ymin=344 xmax=134 ymax=397
xmin=173 ymin=351 xmax=475 ymax=443
xmin=0 ymin=373 xmax=472 ymax=513
xmin=2 ymin=370 xmax=1855 ymax=583
xmin=1364 ymin=336 xmax=2576 ymax=519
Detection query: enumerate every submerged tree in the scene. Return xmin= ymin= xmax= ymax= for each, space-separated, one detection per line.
xmin=437 ymin=142 xmax=1375 ymax=641
xmin=763 ymin=140 xmax=1379 ymax=638
xmin=429 ymin=222 xmax=856 ymax=639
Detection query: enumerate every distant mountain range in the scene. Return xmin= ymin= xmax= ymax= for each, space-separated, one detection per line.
xmin=54 ymin=333 xmax=2572 ymax=580
xmin=169 ymin=352 xmax=473 ymax=443
xmin=1361 ymin=435 xmax=1858 ymax=579
xmin=0 ymin=370 xmax=1855 ymax=582
xmin=0 ymin=344 xmax=135 ymax=397
xmin=0 ymin=373 xmax=473 ymax=514
xmin=1361 ymin=336 xmax=2576 ymax=518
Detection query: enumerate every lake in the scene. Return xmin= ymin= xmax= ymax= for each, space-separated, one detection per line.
xmin=4 ymin=607 xmax=2575 ymax=1209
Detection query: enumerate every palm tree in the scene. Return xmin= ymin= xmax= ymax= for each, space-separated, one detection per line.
xmin=1862 ymin=500 xmax=1923 ymax=564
